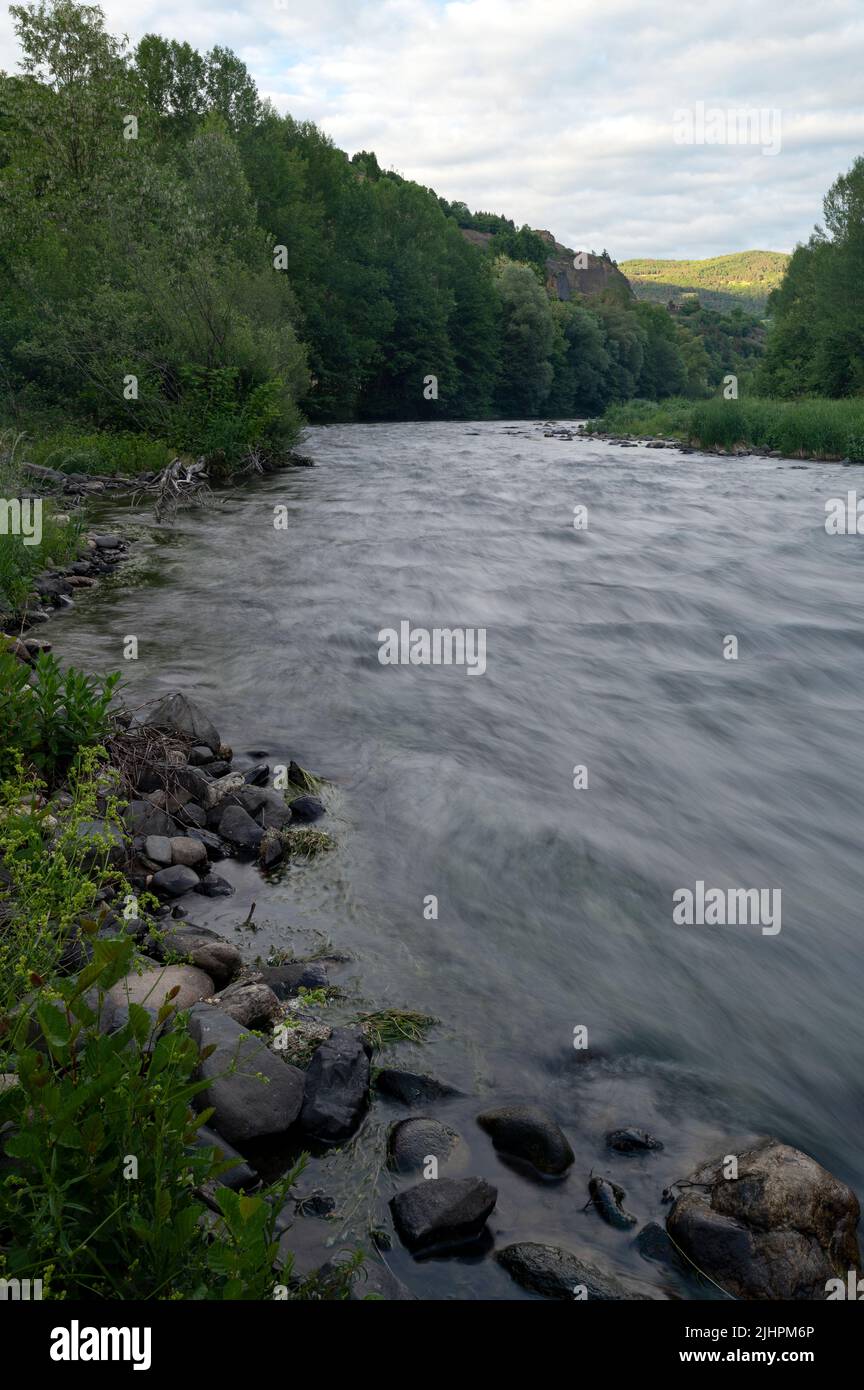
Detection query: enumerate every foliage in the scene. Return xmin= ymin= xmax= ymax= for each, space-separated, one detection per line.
xmin=0 ymin=647 xmax=120 ymax=779
xmin=758 ymin=157 xmax=864 ymax=400
xmin=622 ymin=251 xmax=789 ymax=313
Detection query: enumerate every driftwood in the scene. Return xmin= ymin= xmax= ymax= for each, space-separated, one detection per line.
xmin=133 ymin=457 xmax=216 ymax=522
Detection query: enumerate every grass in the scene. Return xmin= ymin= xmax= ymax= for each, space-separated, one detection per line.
xmin=588 ymin=395 xmax=864 ymax=461
xmin=25 ymin=427 xmax=174 ymax=477
xmin=353 ymin=1008 xmax=437 ymax=1049
xmin=0 ymin=431 xmax=84 ymax=615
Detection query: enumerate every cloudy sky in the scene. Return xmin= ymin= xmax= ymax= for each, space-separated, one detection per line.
xmin=2 ymin=0 xmax=863 ymax=259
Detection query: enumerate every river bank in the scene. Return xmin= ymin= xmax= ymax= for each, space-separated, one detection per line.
xmin=584 ymin=395 xmax=864 ymax=463
xmin=2 ymin=419 xmax=862 ymax=1301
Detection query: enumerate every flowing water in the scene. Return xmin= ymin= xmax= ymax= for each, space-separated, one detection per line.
xmin=52 ymin=420 xmax=864 ymax=1298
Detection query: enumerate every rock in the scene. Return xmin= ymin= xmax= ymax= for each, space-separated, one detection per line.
xmin=257 ymin=790 xmax=293 ymax=829
xmin=497 ymin=1242 xmax=656 ymax=1300
xmin=151 ymin=864 xmax=199 ymax=898
xmin=189 ymin=745 xmax=215 ymax=766
xmin=188 ymin=1004 xmax=305 ymax=1146
xmin=177 ymin=802 xmax=207 ymax=830
xmin=588 ymin=1174 xmax=637 ymax=1228
xmin=124 ymin=800 xmax=176 ymax=838
xmin=477 ymin=1104 xmax=574 ymax=1175
xmin=141 ymin=692 xmax=221 ymax=753
xmin=143 ymin=834 xmax=173 ymax=866
xmin=259 ymin=827 xmax=286 ymax=868
xmin=108 ymin=963 xmax=213 ymax=1018
xmin=390 ymin=1177 xmax=496 ymax=1253
xmin=218 ymin=804 xmax=265 ymax=853
xmin=186 ymin=827 xmax=227 ymax=858
xmin=666 ymin=1140 xmax=861 ymax=1300
xmin=193 ymin=1125 xmax=259 ymax=1191
xmin=203 ymin=771 xmax=246 ymax=812
xmin=243 ymin=763 xmax=270 ymax=786
xmin=388 ymin=1117 xmax=467 ymax=1174
xmin=92 ymin=534 xmax=122 ymax=549
xmin=213 ymin=981 xmax=281 ymax=1028
xmin=607 ymin=1128 xmax=663 ymax=1153
xmin=72 ymin=818 xmax=125 ymax=867
xmin=299 ymin=1026 xmax=371 ymax=1143
xmin=374 ymin=1069 xmax=462 ymax=1106
xmin=196 ymin=873 xmax=234 ymax=898
xmin=289 ymin=794 xmax=325 ymax=823
xmin=170 ymin=835 xmax=208 ymax=868
xmin=633 ymin=1222 xmax=681 ymax=1269
xmin=145 ymin=923 xmax=241 ymax=987
xmin=257 ymin=962 xmax=329 ymax=999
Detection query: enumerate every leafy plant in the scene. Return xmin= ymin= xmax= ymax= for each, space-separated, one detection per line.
xmin=0 ymin=648 xmax=120 ymax=780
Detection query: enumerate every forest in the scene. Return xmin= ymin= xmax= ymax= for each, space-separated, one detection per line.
xmin=0 ymin=0 xmax=792 ymax=474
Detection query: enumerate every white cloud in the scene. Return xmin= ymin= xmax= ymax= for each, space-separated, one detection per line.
xmin=1 ymin=0 xmax=862 ymax=257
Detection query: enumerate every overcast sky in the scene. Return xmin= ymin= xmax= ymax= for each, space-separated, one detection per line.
xmin=2 ymin=0 xmax=863 ymax=259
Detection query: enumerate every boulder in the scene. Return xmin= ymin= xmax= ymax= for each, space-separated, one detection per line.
xmin=196 ymin=873 xmax=234 ymax=898
xmin=124 ymin=800 xmax=176 ymax=838
xmin=497 ymin=1242 xmax=657 ymax=1300
xmin=193 ymin=1125 xmax=259 ymax=1191
xmin=289 ymin=794 xmax=325 ymax=822
xmin=477 ymin=1104 xmax=574 ymax=1175
xmin=140 ymin=693 xmax=221 ymax=753
xmin=143 ymin=834 xmax=173 ymax=866
xmin=145 ymin=923 xmax=241 ymax=987
xmin=108 ymin=963 xmax=214 ymax=1018
xmin=213 ymin=981 xmax=281 ymax=1028
xmin=388 ymin=1117 xmax=468 ymax=1175
xmin=151 ymin=864 xmax=199 ymax=898
xmin=188 ymin=1004 xmax=305 ymax=1146
xmin=186 ymin=827 xmax=227 ymax=858
xmin=170 ymin=835 xmax=208 ymax=868
xmin=299 ymin=1026 xmax=371 ymax=1143
xmin=666 ymin=1140 xmax=861 ymax=1300
xmin=390 ymin=1177 xmax=496 ymax=1253
xmin=72 ymin=818 xmax=125 ymax=867
xmin=218 ymin=804 xmax=265 ymax=853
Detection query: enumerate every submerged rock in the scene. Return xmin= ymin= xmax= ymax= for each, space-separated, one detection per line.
xmin=195 ymin=872 xmax=235 ymax=898
xmin=607 ymin=1128 xmax=663 ymax=1153
xmin=299 ymin=1026 xmax=371 ymax=1143
xmin=188 ymin=1004 xmax=305 ymax=1146
xmin=288 ymin=794 xmax=325 ymax=822
xmin=258 ymin=961 xmax=329 ymax=999
xmin=391 ymin=1176 xmax=497 ymax=1253
xmin=477 ymin=1104 xmax=574 ymax=1175
xmin=666 ymin=1140 xmax=861 ymax=1300
xmin=497 ymin=1242 xmax=657 ymax=1300
xmin=375 ymin=1068 xmax=461 ymax=1106
xmin=588 ymin=1175 xmax=638 ymax=1229
xmin=388 ymin=1117 xmax=468 ymax=1174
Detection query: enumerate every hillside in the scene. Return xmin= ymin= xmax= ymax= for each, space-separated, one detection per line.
xmin=621 ymin=251 xmax=789 ymax=313
xmin=460 ymin=225 xmax=633 ymax=302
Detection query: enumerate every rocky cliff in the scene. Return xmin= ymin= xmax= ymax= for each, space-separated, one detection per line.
xmin=461 ymin=226 xmax=633 ymax=301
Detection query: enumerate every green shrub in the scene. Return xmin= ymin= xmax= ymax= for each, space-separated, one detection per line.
xmin=28 ymin=429 xmax=174 ymax=477
xmin=0 ymin=649 xmax=120 ymax=781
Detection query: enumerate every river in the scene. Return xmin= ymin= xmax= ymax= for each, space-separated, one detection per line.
xmin=50 ymin=419 xmax=864 ymax=1298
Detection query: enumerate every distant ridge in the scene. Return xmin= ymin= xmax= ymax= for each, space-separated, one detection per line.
xmin=620 ymin=250 xmax=789 ymax=313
